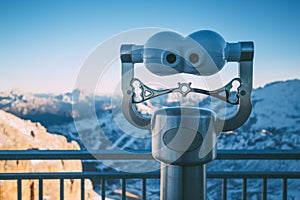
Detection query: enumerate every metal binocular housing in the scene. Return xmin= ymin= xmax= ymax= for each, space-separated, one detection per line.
xmin=120 ymin=29 xmax=254 ymax=200
xmin=121 ymin=30 xmax=254 ymax=132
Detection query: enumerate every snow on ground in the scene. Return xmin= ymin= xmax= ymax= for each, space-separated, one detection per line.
xmin=3 ymin=79 xmax=300 ymax=199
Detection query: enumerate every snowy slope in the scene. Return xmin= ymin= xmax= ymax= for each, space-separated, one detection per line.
xmin=2 ymin=79 xmax=299 ymax=150
xmin=46 ymin=79 xmax=300 ymax=151
xmin=249 ymin=80 xmax=300 ymax=132
xmin=46 ymin=79 xmax=300 ymax=199
xmin=1 ymin=79 xmax=300 ymax=199
xmin=217 ymin=79 xmax=300 ymax=150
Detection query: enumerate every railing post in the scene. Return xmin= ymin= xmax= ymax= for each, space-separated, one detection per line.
xmin=262 ymin=178 xmax=267 ymax=200
xmin=122 ymin=178 xmax=126 ymax=200
xmin=282 ymin=178 xmax=287 ymax=200
xmin=101 ymin=178 xmax=106 ymax=200
xmin=39 ymin=179 xmax=43 ymax=200
xmin=222 ymin=178 xmax=227 ymax=200
xmin=81 ymin=178 xmax=85 ymax=200
xmin=242 ymin=178 xmax=247 ymax=200
xmin=142 ymin=178 xmax=147 ymax=200
xmin=60 ymin=179 xmax=64 ymax=200
xmin=17 ymin=179 xmax=22 ymax=200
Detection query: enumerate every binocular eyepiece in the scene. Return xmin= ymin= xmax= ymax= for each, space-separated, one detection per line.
xmin=122 ymin=30 xmax=252 ymax=76
xmin=144 ymin=30 xmax=226 ymax=76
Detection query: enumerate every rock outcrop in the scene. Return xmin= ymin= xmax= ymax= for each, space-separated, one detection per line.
xmin=0 ymin=110 xmax=100 ymax=200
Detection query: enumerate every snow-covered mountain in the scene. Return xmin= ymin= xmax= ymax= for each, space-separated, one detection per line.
xmin=217 ymin=79 xmax=300 ymax=150
xmin=1 ymin=79 xmax=299 ymax=154
xmin=0 ymin=89 xmax=110 ymax=127
xmin=1 ymin=79 xmax=300 ymax=199
xmin=0 ymin=90 xmax=73 ymax=126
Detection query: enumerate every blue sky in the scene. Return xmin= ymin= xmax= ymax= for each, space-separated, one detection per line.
xmin=0 ymin=0 xmax=300 ymax=93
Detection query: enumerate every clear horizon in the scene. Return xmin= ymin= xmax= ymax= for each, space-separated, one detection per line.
xmin=1 ymin=0 xmax=300 ymax=93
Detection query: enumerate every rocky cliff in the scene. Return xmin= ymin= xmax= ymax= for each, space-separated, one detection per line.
xmin=0 ymin=110 xmax=100 ymax=200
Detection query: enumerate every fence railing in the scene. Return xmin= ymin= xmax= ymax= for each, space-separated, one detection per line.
xmin=0 ymin=150 xmax=299 ymax=200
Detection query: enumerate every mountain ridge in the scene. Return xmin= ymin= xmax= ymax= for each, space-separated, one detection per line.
xmin=1 ymin=79 xmax=299 ymax=150
xmin=0 ymin=79 xmax=299 ymax=199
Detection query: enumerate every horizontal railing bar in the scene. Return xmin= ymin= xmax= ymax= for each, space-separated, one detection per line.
xmin=0 ymin=171 xmax=299 ymax=180
xmin=0 ymin=150 xmax=299 ymax=160
xmin=0 ymin=171 xmax=160 ymax=180
xmin=216 ymin=150 xmax=300 ymax=160
xmin=0 ymin=150 xmax=153 ymax=160
xmin=207 ymin=171 xmax=300 ymax=179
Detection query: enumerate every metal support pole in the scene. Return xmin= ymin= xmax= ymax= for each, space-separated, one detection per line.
xmin=161 ymin=164 xmax=206 ymax=200
xmin=151 ymin=107 xmax=217 ymax=200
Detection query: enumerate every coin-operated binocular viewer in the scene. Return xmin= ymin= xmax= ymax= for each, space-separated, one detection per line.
xmin=120 ymin=30 xmax=254 ymax=200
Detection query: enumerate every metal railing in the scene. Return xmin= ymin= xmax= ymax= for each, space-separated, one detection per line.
xmin=0 ymin=150 xmax=299 ymax=200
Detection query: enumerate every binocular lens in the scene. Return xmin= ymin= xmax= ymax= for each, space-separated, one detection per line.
xmin=189 ymin=53 xmax=199 ymax=64
xmin=166 ymin=53 xmax=177 ymax=64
